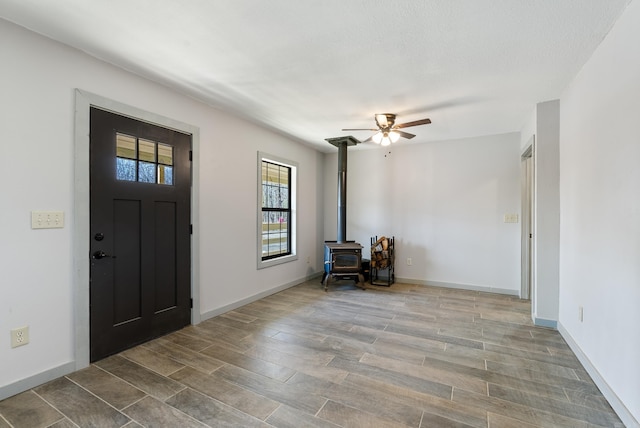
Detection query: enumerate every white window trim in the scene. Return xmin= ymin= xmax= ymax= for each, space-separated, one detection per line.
xmin=257 ymin=151 xmax=298 ymax=269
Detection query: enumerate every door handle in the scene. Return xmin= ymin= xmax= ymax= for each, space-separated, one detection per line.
xmin=92 ymin=251 xmax=116 ymax=259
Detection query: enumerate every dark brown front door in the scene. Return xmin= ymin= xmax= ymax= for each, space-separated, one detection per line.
xmin=90 ymin=107 xmax=191 ymax=362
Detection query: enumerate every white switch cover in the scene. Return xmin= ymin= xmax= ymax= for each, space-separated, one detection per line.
xmin=31 ymin=211 xmax=64 ymax=229
xmin=503 ymin=214 xmax=519 ymax=223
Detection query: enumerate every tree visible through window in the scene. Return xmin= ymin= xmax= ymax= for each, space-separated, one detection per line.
xmin=261 ymin=160 xmax=291 ymax=260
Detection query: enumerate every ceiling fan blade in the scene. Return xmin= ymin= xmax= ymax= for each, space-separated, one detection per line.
xmin=341 ymin=128 xmax=379 ymax=131
xmin=395 ymin=130 xmax=416 ymax=139
xmin=363 ymin=135 xmax=374 ymax=143
xmin=394 ymin=118 xmax=432 ymax=129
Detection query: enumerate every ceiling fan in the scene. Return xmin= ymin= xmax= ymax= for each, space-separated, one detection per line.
xmin=342 ymin=113 xmax=431 ymax=146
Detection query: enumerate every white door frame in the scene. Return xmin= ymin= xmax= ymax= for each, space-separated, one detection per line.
xmin=73 ymin=89 xmax=201 ymax=369
xmin=520 ymin=136 xmax=535 ymax=301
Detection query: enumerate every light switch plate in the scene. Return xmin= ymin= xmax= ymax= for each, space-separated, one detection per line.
xmin=31 ymin=211 xmax=64 ymax=229
xmin=503 ymin=214 xmax=519 ymax=223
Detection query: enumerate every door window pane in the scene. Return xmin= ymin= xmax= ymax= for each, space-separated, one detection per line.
xmin=115 ymin=133 xmax=176 ymax=185
xmin=158 ymin=165 xmax=173 ymax=185
xmin=116 ymin=158 xmax=136 ymax=181
xmin=139 ymin=139 xmax=156 ymax=162
xmin=138 ymin=162 xmax=156 ymax=183
xmin=116 ymin=134 xmax=136 ymax=159
xmin=158 ymin=144 xmax=173 ymax=165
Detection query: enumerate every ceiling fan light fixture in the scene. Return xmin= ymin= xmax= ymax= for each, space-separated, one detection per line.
xmin=375 ymin=114 xmax=389 ymax=128
xmin=344 ymin=113 xmax=431 ymax=147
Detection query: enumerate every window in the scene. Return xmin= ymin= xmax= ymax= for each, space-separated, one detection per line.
xmin=257 ymin=152 xmax=297 ymax=268
xmin=116 ymin=133 xmax=174 ymax=185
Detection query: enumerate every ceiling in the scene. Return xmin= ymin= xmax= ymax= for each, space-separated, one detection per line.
xmin=0 ymin=0 xmax=631 ymax=152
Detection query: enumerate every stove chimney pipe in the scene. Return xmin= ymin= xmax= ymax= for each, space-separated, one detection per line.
xmin=325 ymin=136 xmax=361 ymax=244
xmin=336 ymin=141 xmax=347 ymax=243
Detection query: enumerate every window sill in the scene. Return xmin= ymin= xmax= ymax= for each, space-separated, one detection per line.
xmin=258 ymin=253 xmax=298 ymax=270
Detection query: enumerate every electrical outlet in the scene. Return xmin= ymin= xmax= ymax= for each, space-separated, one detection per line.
xmin=407 ymin=258 xmax=412 ymax=266
xmin=11 ymin=326 xmax=29 ymax=348
xmin=578 ymin=306 xmax=584 ymax=322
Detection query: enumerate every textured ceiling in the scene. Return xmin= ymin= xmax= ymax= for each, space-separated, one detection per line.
xmin=0 ymin=0 xmax=631 ymax=152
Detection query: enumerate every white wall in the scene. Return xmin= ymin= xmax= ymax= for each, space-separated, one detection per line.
xmin=0 ymin=19 xmax=323 ymax=397
xmin=324 ymin=133 xmax=522 ymax=294
xmin=535 ymin=100 xmax=561 ymax=325
xmin=558 ymin=0 xmax=640 ymax=424
xmin=323 ymin=146 xmax=392 ymax=245
xmin=534 ymin=101 xmax=561 ymax=324
xmin=520 ymin=108 xmax=536 ymax=151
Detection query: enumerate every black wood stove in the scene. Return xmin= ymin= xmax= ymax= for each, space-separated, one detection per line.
xmin=321 ymin=136 xmax=365 ymax=291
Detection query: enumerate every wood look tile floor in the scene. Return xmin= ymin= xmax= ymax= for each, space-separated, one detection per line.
xmin=0 ymin=281 xmax=625 ymax=427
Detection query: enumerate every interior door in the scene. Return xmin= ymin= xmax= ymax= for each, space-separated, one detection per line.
xmin=90 ymin=107 xmax=191 ymax=362
xmin=521 ymin=142 xmax=534 ymax=300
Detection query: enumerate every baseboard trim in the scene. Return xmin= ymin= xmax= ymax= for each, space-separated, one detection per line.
xmin=395 ymin=278 xmax=520 ymax=296
xmin=558 ymin=322 xmax=639 ymax=428
xmin=0 ymin=361 xmax=76 ymax=401
xmin=533 ymin=318 xmax=558 ymax=329
xmin=200 ymin=272 xmax=323 ymax=321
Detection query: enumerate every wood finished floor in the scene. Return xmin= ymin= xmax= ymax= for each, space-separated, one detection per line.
xmin=0 ymin=280 xmax=625 ymax=427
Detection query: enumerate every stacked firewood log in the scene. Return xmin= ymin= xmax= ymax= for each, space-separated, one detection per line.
xmin=371 ymin=236 xmax=391 ymax=268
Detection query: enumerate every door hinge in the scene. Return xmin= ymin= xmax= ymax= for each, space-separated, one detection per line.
xmin=189 ymin=224 xmax=193 ymax=235
xmin=189 ymin=150 xmax=193 ymax=161
xmin=190 ymin=298 xmax=193 ymax=309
